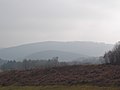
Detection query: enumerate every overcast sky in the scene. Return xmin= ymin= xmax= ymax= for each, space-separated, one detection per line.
xmin=0 ymin=0 xmax=120 ymax=48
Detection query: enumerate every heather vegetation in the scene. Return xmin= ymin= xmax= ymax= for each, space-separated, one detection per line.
xmin=0 ymin=65 xmax=120 ymax=86
xmin=0 ymin=85 xmax=120 ymax=90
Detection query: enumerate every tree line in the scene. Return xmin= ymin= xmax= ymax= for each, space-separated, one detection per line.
xmin=103 ymin=42 xmax=120 ymax=65
xmin=0 ymin=57 xmax=67 ymax=71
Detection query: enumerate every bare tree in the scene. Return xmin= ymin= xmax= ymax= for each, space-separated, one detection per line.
xmin=103 ymin=42 xmax=120 ymax=65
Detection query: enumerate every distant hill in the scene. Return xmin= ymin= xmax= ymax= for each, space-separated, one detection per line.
xmin=25 ymin=50 xmax=87 ymax=61
xmin=0 ymin=58 xmax=7 ymax=66
xmin=0 ymin=41 xmax=113 ymax=61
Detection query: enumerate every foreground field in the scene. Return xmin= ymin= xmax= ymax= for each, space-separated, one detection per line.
xmin=0 ymin=85 xmax=120 ymax=90
xmin=0 ymin=65 xmax=120 ymax=86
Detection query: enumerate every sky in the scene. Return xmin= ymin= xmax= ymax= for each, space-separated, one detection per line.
xmin=0 ymin=0 xmax=120 ymax=48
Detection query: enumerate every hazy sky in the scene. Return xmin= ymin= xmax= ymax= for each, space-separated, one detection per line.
xmin=0 ymin=0 xmax=120 ymax=48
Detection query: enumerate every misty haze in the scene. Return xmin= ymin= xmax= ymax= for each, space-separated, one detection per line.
xmin=0 ymin=0 xmax=120 ymax=90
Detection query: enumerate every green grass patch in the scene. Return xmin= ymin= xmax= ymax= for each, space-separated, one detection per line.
xmin=0 ymin=85 xmax=120 ymax=90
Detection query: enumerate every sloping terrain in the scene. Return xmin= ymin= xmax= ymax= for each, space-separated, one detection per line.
xmin=0 ymin=59 xmax=7 ymax=66
xmin=0 ymin=65 xmax=120 ymax=86
xmin=26 ymin=50 xmax=87 ymax=61
xmin=0 ymin=41 xmax=113 ymax=60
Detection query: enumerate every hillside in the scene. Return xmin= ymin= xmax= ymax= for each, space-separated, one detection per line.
xmin=0 ymin=65 xmax=120 ymax=86
xmin=0 ymin=59 xmax=7 ymax=66
xmin=26 ymin=50 xmax=87 ymax=61
xmin=0 ymin=41 xmax=113 ymax=60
